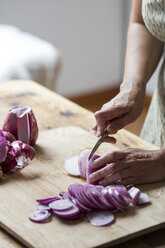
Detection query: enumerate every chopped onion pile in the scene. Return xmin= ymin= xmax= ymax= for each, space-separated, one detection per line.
xmin=29 ymin=184 xmax=150 ymax=226
xmin=0 ymin=105 xmax=38 ymax=179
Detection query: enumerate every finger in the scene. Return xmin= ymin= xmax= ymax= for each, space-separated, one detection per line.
xmin=98 ymin=168 xmax=133 ymax=185
xmin=107 ymin=112 xmax=134 ymax=134
xmin=118 ymin=177 xmax=137 ymax=186
xmin=94 ymin=110 xmax=107 ymax=136
xmin=104 ymin=136 xmax=116 ymax=144
xmin=91 ymin=150 xmax=126 ymax=169
xmin=89 ymin=163 xmax=114 ymax=183
xmin=89 ymin=161 xmax=130 ymax=183
xmin=92 ymin=123 xmax=97 ymax=131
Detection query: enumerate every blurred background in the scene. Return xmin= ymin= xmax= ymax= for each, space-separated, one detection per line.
xmin=0 ymin=0 xmax=161 ymax=135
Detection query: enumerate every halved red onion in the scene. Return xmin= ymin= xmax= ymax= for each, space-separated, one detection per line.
xmin=49 ymin=199 xmax=75 ymax=211
xmin=137 ymin=192 xmax=150 ymax=205
xmin=86 ymin=210 xmax=115 ymax=227
xmin=64 ymin=156 xmax=80 ymax=176
xmin=29 ymin=210 xmax=51 ymax=223
xmin=129 ymin=187 xmax=141 ymax=205
xmin=36 ymin=197 xmax=60 ymax=205
xmin=3 ymin=105 xmax=38 ymax=146
xmin=78 ymin=149 xmax=91 ymax=178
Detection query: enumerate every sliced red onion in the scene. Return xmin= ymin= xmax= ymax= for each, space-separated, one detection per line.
xmin=36 ymin=197 xmax=60 ymax=205
xmin=49 ymin=199 xmax=75 ymax=211
xmin=137 ymin=192 xmax=150 ymax=205
xmin=3 ymin=105 xmax=38 ymax=146
xmin=86 ymin=154 xmax=100 ymax=184
xmin=29 ymin=210 xmax=51 ymax=223
xmin=78 ymin=149 xmax=91 ymax=178
xmin=2 ymin=131 xmax=16 ymax=143
xmin=86 ymin=210 xmax=115 ymax=227
xmin=37 ymin=204 xmax=51 ymax=211
xmin=53 ymin=204 xmax=80 ymax=219
xmin=64 ymin=156 xmax=80 ymax=176
xmin=112 ymin=187 xmax=131 ymax=208
xmin=129 ymin=187 xmax=141 ymax=205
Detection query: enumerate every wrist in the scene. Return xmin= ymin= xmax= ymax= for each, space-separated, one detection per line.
xmin=120 ymin=79 xmax=146 ymax=93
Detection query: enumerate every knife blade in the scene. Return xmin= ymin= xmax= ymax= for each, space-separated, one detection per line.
xmin=88 ymin=129 xmax=108 ymax=161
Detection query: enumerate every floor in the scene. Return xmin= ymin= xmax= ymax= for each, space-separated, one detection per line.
xmin=70 ymin=87 xmax=151 ymax=137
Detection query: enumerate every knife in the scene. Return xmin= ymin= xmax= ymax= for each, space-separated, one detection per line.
xmin=88 ymin=129 xmax=108 ymax=160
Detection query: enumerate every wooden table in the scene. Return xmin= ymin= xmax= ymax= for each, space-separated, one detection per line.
xmin=0 ymin=80 xmax=165 ymax=248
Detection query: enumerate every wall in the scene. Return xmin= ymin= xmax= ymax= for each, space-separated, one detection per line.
xmin=0 ymin=0 xmax=158 ymax=97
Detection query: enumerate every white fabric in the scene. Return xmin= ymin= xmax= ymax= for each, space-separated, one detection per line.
xmin=0 ymin=24 xmax=61 ymax=90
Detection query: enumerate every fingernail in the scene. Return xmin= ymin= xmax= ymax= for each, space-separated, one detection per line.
xmin=99 ymin=181 xmax=104 ymax=185
xmin=96 ymin=130 xmax=101 ymax=137
xmin=89 ymin=174 xmax=94 ymax=182
xmin=90 ymin=130 xmax=96 ymax=135
xmin=91 ymin=162 xmax=95 ymax=168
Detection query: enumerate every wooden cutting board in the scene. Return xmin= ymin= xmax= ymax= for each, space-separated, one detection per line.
xmin=0 ymin=126 xmax=165 ymax=248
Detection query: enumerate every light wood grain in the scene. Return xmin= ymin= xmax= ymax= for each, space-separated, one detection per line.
xmin=0 ymin=80 xmax=163 ymax=248
xmin=0 ymin=126 xmax=165 ymax=248
xmin=0 ymin=80 xmax=157 ymax=150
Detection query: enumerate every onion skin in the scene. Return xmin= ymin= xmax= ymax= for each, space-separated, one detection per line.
xmin=2 ymin=131 xmax=16 ymax=143
xmin=2 ymin=105 xmax=38 ymax=146
xmin=0 ymin=130 xmax=8 ymax=164
xmin=0 ymin=140 xmax=35 ymax=174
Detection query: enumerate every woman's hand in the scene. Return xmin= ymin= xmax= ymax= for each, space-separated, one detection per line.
xmin=92 ymin=81 xmax=146 ymax=137
xmin=89 ymin=148 xmax=165 ymax=186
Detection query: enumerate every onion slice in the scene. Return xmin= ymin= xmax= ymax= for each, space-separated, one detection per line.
xmin=137 ymin=192 xmax=150 ymax=205
xmin=53 ymin=204 xmax=80 ymax=219
xmin=36 ymin=197 xmax=60 ymax=205
xmin=49 ymin=199 xmax=75 ymax=211
xmin=37 ymin=204 xmax=51 ymax=211
xmin=86 ymin=210 xmax=115 ymax=227
xmin=78 ymin=150 xmax=91 ymax=178
xmin=129 ymin=187 xmax=141 ymax=205
xmin=64 ymin=156 xmax=80 ymax=176
xmin=28 ymin=210 xmax=51 ymax=223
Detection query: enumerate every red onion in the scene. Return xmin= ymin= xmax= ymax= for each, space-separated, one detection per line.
xmin=0 ymin=130 xmax=9 ymax=164
xmin=36 ymin=197 xmax=60 ymax=205
xmin=64 ymin=156 xmax=80 ymax=176
xmin=29 ymin=210 xmax=51 ymax=223
xmin=2 ymin=131 xmax=16 ymax=143
xmin=49 ymin=199 xmax=75 ymax=211
xmin=86 ymin=210 xmax=115 ymax=227
xmin=3 ymin=105 xmax=38 ymax=146
xmin=29 ymin=183 xmax=151 ymax=227
xmin=78 ymin=149 xmax=91 ymax=178
xmin=0 ymin=140 xmax=35 ymax=174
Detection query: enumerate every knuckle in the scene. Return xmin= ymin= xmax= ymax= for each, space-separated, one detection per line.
xmin=94 ymin=111 xmax=101 ymax=119
xmin=109 ymin=163 xmax=116 ymax=173
xmin=95 ymin=170 xmax=102 ymax=179
xmin=117 ymin=170 xmax=124 ymax=179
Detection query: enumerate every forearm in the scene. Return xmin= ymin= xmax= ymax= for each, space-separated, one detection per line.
xmin=122 ymin=22 xmax=164 ymax=92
